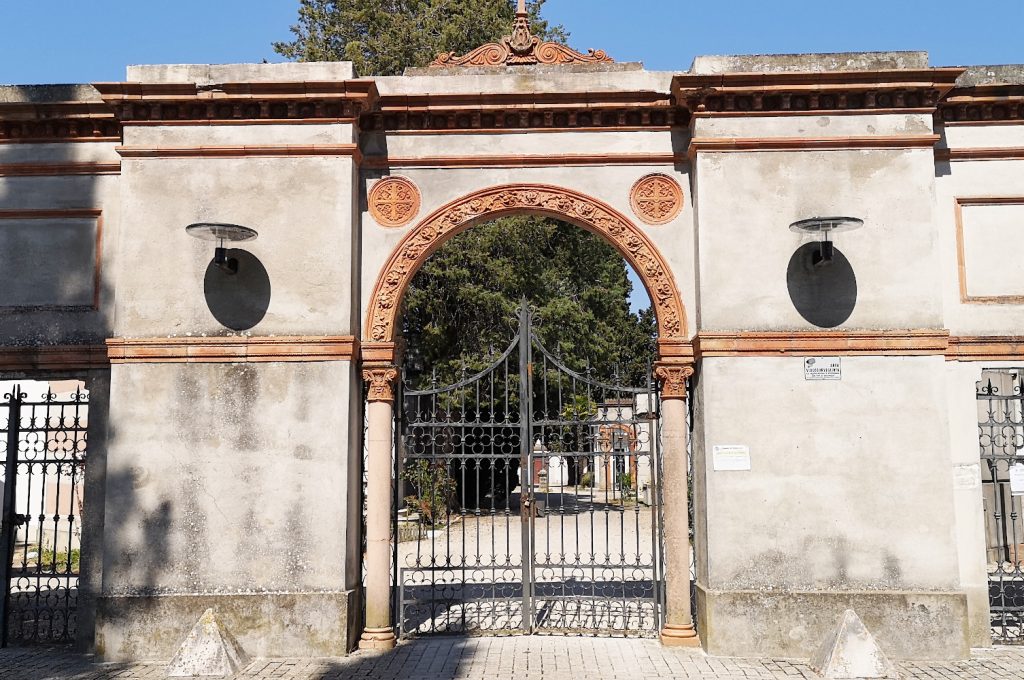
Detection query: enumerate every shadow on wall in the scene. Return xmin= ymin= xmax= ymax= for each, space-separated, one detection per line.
xmin=786 ymin=243 xmax=858 ymax=328
xmin=203 ymin=249 xmax=271 ymax=331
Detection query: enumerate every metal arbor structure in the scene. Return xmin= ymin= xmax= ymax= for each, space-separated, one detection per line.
xmin=0 ymin=385 xmax=88 ymax=645
xmin=395 ymin=304 xmax=664 ymax=637
xmin=977 ymin=369 xmax=1024 ymax=644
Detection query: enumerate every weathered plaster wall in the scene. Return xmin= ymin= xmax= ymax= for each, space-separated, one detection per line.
xmin=114 ymin=126 xmax=358 ymax=338
xmin=694 ymin=356 xmax=966 ymax=659
xmin=0 ymin=141 xmax=120 ymax=343
xmin=693 ymin=144 xmax=942 ymax=331
xmin=96 ymin=361 xmax=358 ymax=660
xmin=935 ymin=125 xmax=1024 ymax=335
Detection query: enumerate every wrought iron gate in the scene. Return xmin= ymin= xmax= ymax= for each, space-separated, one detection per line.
xmin=978 ymin=369 xmax=1024 ymax=644
xmin=0 ymin=384 xmax=88 ymax=645
xmin=396 ymin=304 xmax=663 ymax=637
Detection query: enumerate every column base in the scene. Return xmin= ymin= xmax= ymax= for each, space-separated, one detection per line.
xmin=661 ymin=623 xmax=702 ymax=648
xmin=359 ymin=627 xmax=397 ymax=651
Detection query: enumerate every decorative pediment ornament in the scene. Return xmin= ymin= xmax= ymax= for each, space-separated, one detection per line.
xmin=430 ymin=2 xmax=613 ymax=68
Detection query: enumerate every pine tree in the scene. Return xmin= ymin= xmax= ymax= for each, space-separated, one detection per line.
xmin=274 ymin=0 xmax=566 ymax=76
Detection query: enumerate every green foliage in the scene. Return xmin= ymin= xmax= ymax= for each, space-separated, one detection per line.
xmin=402 ymin=216 xmax=657 ymax=390
xmin=402 ymin=460 xmax=457 ymax=526
xmin=39 ymin=547 xmax=80 ymax=572
xmin=275 ymin=0 xmax=567 ymax=76
xmin=617 ymin=472 xmax=634 ymax=498
xmin=579 ymin=471 xmax=594 ymax=489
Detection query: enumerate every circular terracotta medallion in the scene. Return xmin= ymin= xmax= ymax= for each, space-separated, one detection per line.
xmin=629 ymin=173 xmax=683 ymax=225
xmin=369 ymin=176 xmax=421 ymax=227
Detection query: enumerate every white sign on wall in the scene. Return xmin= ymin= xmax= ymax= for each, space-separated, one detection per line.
xmin=713 ymin=445 xmax=751 ymax=471
xmin=804 ymin=357 xmax=841 ymax=381
xmin=952 ymin=463 xmax=981 ymax=490
xmin=1010 ymin=463 xmax=1024 ymax=497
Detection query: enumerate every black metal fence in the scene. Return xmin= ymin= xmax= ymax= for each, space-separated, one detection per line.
xmin=395 ymin=304 xmax=664 ymax=637
xmin=978 ymin=369 xmax=1024 ymax=644
xmin=0 ymin=384 xmax=88 ymax=645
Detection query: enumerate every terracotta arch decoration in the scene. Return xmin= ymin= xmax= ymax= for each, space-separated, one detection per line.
xmin=365 ymin=184 xmax=688 ymax=343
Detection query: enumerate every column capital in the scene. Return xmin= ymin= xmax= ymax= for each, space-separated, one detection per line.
xmin=655 ymin=362 xmax=694 ymax=400
xmin=362 ymin=364 xmax=399 ymax=402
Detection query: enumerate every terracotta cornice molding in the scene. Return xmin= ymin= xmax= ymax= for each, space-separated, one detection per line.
xmin=0 ymin=101 xmax=119 ymax=143
xmin=361 ymin=105 xmax=685 ymax=133
xmin=936 ymin=147 xmax=1024 ymax=162
xmin=94 ymin=80 xmax=378 ymax=124
xmin=0 ymin=162 xmax=120 ymax=177
xmin=0 ymin=345 xmax=108 ymax=371
xmin=366 ymin=184 xmax=687 ymax=343
xmin=938 ymin=85 xmax=1024 ymax=123
xmin=674 ymin=68 xmax=962 ymax=115
xmin=106 ymin=335 xmax=359 ymax=364
xmin=114 ymin=144 xmax=362 ymax=162
xmin=361 ymin=342 xmax=402 ymax=365
xmin=363 ymin=152 xmax=684 ymax=170
xmin=947 ymin=336 xmax=1024 ymax=362
xmin=688 ymin=134 xmax=940 ymax=156
xmin=694 ymin=330 xmax=950 ymax=358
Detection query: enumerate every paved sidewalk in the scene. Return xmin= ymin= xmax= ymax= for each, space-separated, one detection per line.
xmin=2 ymin=636 xmax=1023 ymax=680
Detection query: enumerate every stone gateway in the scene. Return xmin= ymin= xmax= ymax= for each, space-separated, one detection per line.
xmin=1 ymin=19 xmax=1024 ymax=665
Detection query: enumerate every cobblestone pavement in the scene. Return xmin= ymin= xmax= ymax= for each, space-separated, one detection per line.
xmin=2 ymin=637 xmax=1023 ymax=680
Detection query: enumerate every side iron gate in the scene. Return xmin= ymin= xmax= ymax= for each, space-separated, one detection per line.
xmin=978 ymin=369 xmax=1024 ymax=644
xmin=0 ymin=385 xmax=88 ymax=645
xmin=396 ymin=305 xmax=664 ymax=637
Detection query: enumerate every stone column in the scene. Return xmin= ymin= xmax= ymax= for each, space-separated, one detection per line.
xmin=360 ymin=365 xmax=398 ymax=651
xmin=655 ymin=363 xmax=701 ymax=647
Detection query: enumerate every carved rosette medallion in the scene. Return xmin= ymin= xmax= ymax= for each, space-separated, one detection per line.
xmin=363 ymin=366 xmax=399 ymax=402
xmin=368 ymin=177 xmax=421 ymax=228
xmin=366 ymin=184 xmax=688 ymax=346
xmin=655 ymin=363 xmax=694 ymax=399
xmin=630 ymin=174 xmax=683 ymax=225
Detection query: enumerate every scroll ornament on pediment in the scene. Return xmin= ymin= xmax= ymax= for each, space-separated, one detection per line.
xmin=430 ymin=7 xmax=613 ymax=68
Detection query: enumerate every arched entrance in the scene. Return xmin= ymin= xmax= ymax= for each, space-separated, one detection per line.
xmin=360 ymin=184 xmax=697 ymax=649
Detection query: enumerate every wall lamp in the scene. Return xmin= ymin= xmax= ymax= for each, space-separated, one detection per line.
xmin=185 ymin=223 xmax=259 ymax=274
xmin=789 ymin=216 xmax=863 ymax=267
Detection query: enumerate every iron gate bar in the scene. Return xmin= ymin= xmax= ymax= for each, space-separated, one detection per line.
xmin=977 ymin=370 xmax=1024 ymax=645
xmin=0 ymin=385 xmax=88 ymax=646
xmin=0 ymin=388 xmax=22 ymax=647
xmin=396 ymin=303 xmax=663 ymax=638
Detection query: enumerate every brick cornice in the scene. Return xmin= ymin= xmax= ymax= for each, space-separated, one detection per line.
xmin=114 ymin=144 xmax=362 ymax=161
xmin=947 ymin=336 xmax=1024 ymax=362
xmin=689 ymin=134 xmax=940 ymax=156
xmin=694 ymin=330 xmax=950 ymax=358
xmin=94 ymin=80 xmax=378 ymax=124
xmin=675 ymin=68 xmax=962 ymax=116
xmin=106 ymin=335 xmax=358 ymax=364
xmin=0 ymin=345 xmax=108 ymax=371
xmin=0 ymin=100 xmax=119 ymax=143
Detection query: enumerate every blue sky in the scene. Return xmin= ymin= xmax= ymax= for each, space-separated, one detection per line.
xmin=3 ymin=1 xmax=1021 ymax=85
xmin=4 ymin=0 xmax=1021 ymax=311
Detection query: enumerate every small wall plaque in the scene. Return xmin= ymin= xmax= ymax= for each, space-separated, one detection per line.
xmin=713 ymin=445 xmax=751 ymax=471
xmin=804 ymin=357 xmax=841 ymax=381
xmin=1011 ymin=463 xmax=1024 ymax=497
